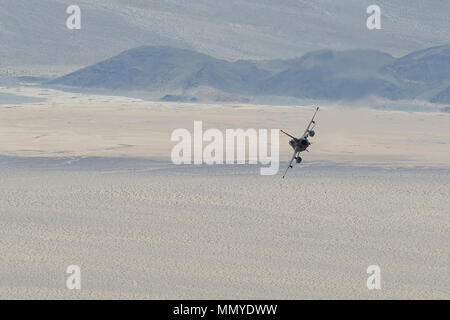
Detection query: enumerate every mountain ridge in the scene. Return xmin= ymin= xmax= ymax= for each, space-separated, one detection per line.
xmin=50 ymin=44 xmax=450 ymax=104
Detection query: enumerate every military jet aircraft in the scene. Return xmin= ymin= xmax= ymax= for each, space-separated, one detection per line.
xmin=281 ymin=106 xmax=319 ymax=178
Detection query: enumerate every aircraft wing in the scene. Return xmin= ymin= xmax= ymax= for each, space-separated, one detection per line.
xmin=280 ymin=130 xmax=296 ymax=139
xmin=282 ymin=150 xmax=298 ymax=179
xmin=301 ymin=106 xmax=319 ymax=139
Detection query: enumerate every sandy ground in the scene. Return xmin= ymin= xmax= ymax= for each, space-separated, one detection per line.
xmin=0 ymin=86 xmax=449 ymax=166
xmin=0 ymin=86 xmax=449 ymax=299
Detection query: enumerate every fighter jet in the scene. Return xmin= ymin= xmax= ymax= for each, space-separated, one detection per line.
xmin=281 ymin=106 xmax=319 ymax=178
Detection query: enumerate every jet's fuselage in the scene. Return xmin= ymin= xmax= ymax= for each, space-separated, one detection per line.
xmin=289 ymin=138 xmax=310 ymax=152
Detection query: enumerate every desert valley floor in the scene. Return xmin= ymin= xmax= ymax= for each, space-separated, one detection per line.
xmin=0 ymin=86 xmax=449 ymax=299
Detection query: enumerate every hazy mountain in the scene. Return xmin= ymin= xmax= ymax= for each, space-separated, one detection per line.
xmin=1 ymin=0 xmax=449 ymax=74
xmin=51 ymin=44 xmax=450 ymax=104
xmin=383 ymin=45 xmax=450 ymax=100
xmin=431 ymin=86 xmax=450 ymax=104
xmin=50 ymin=46 xmax=271 ymax=94
xmin=52 ymin=46 xmax=217 ymax=90
xmin=260 ymin=50 xmax=399 ymax=99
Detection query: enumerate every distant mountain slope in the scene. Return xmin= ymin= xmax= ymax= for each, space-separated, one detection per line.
xmin=50 ymin=45 xmax=450 ymax=103
xmin=52 ymin=46 xmax=216 ymax=90
xmin=260 ymin=50 xmax=399 ymax=99
xmin=383 ymin=45 xmax=450 ymax=99
xmin=50 ymin=46 xmax=270 ymax=94
xmin=431 ymin=86 xmax=450 ymax=104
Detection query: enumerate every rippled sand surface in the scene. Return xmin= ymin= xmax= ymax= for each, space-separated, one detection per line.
xmin=0 ymin=158 xmax=448 ymax=299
